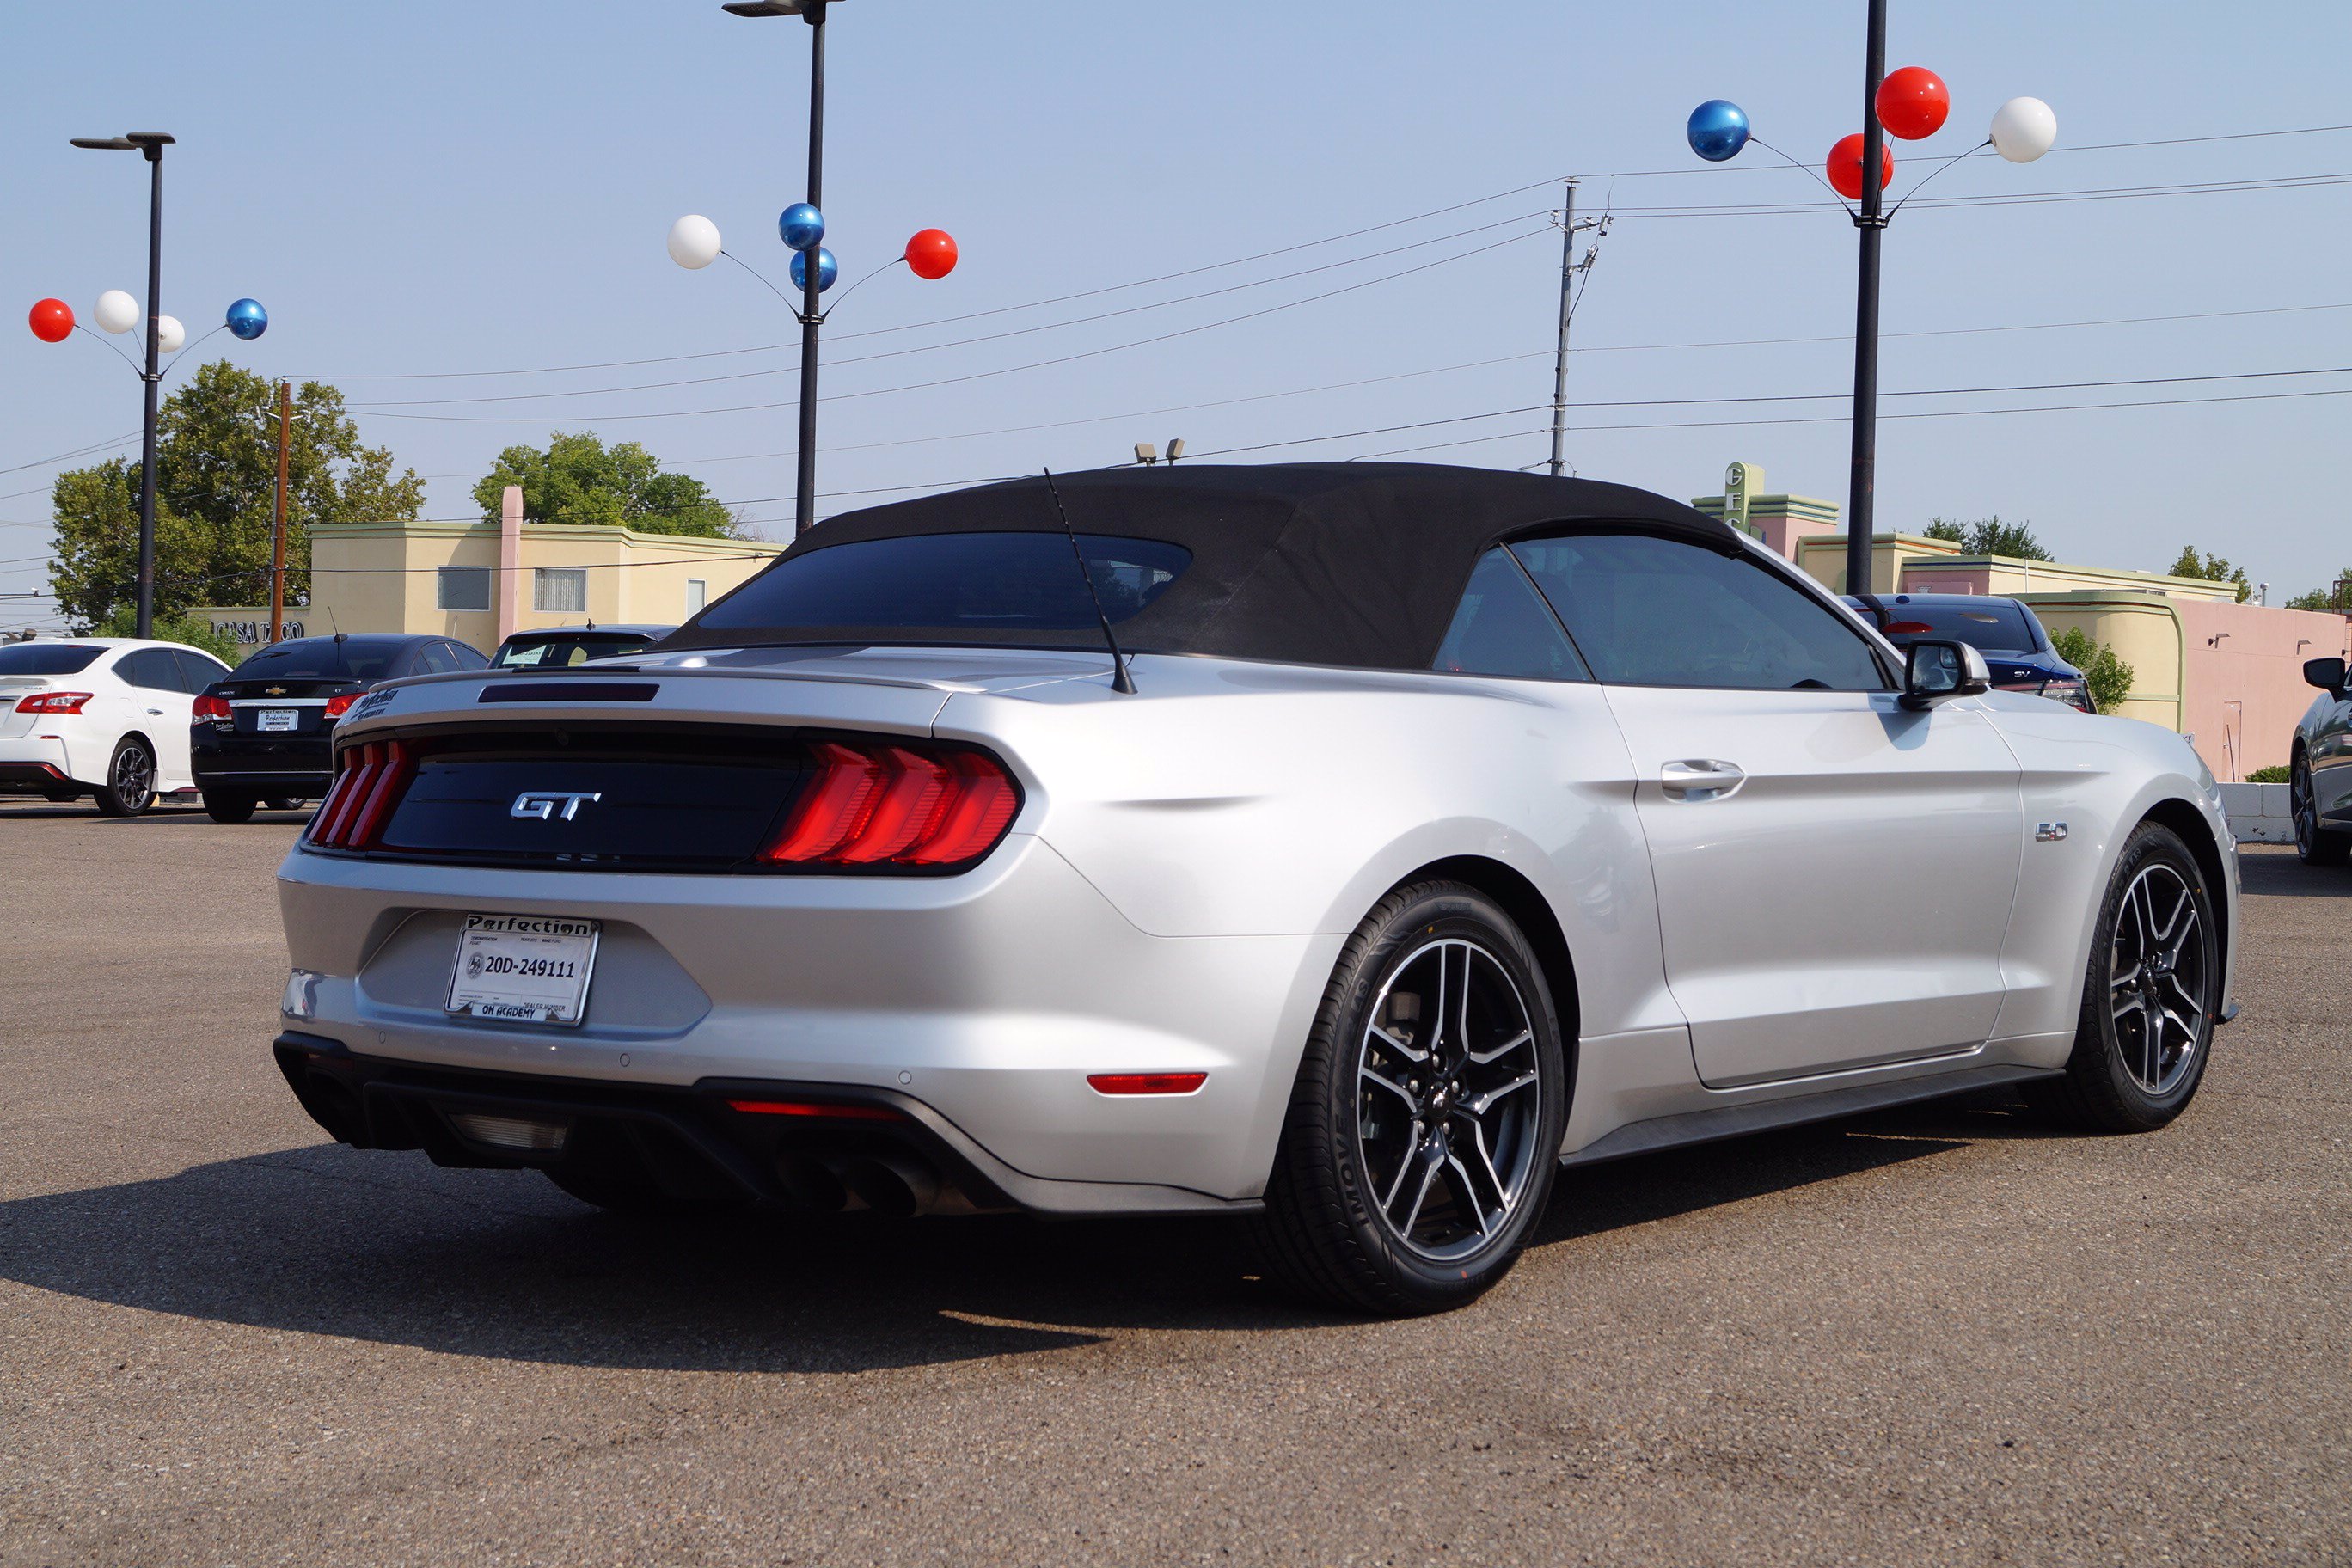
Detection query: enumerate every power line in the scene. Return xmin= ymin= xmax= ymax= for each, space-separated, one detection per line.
xmin=334 ymin=211 xmax=1553 ymax=410
xmin=348 ymin=226 xmax=1557 ymax=424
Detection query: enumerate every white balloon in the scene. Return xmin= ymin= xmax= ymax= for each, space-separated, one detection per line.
xmin=1989 ymin=96 xmax=2057 ymax=162
xmin=94 ymin=290 xmax=140 ymax=334
xmin=667 ymin=214 xmax=723 ymax=270
xmin=155 ymin=315 xmax=186 ymax=354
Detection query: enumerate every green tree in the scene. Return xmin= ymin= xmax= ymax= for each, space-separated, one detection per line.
xmin=471 ymin=432 xmax=740 ymax=537
xmin=1923 ymin=515 xmax=2052 ymax=561
xmin=93 ymin=605 xmax=242 ymax=665
xmin=48 ymin=362 xmax=424 ymax=629
xmin=2285 ymin=572 xmax=2352 ymax=612
xmin=2168 ymin=546 xmax=2253 ymax=603
xmin=2052 ymin=626 xmax=2135 ymax=715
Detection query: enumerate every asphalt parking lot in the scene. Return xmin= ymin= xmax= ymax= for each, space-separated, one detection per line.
xmin=1 ymin=802 xmax=2345 ymax=1567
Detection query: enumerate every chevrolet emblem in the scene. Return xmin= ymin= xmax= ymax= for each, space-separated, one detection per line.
xmin=265 ymin=686 xmax=287 ymax=695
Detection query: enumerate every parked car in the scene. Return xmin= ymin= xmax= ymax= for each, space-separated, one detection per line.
xmin=2290 ymin=654 xmax=2352 ymax=865
xmin=0 ymin=637 xmax=234 ymax=814
xmin=192 ymin=633 xmax=487 ymax=823
xmin=1844 ymin=591 xmax=2094 ymax=712
xmin=489 ymin=624 xmax=673 ymax=670
xmin=268 ymin=465 xmax=2236 ymax=1315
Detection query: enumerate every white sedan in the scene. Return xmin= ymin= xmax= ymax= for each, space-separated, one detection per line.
xmin=270 ymin=464 xmax=2237 ymax=1315
xmin=0 ymin=637 xmax=232 ymax=814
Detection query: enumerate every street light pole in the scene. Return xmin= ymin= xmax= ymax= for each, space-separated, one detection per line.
xmin=725 ymin=0 xmax=833 ymax=538
xmin=1845 ymin=0 xmax=1889 ymax=599
xmin=71 ymin=132 xmax=175 ymax=637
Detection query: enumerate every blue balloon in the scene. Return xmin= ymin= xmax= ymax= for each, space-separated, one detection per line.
xmin=225 ymin=297 xmax=269 ymax=340
xmin=1687 ymin=99 xmax=1751 ymax=162
xmin=778 ymin=202 xmax=825 ymax=252
xmin=790 ymin=246 xmax=838 ymax=293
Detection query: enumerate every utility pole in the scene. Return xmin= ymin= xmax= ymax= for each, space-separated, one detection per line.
xmin=270 ymin=379 xmax=291 ymax=644
xmin=1844 ymin=0 xmax=1890 ymax=597
xmin=1546 ymin=181 xmax=1607 ymax=479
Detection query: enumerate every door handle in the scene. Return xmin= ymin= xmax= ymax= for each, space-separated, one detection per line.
xmin=146 ymin=707 xmax=165 ymax=715
xmin=1659 ymin=759 xmax=1746 ymax=801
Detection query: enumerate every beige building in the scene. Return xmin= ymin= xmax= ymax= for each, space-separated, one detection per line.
xmin=1695 ymin=463 xmax=2352 ymax=780
xmin=199 ymin=487 xmax=783 ymax=656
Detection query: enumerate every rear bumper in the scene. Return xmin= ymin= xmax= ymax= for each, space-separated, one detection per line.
xmin=0 ymin=739 xmax=79 ymax=793
xmin=273 ymin=834 xmax=1339 ymax=1209
xmin=194 ymin=731 xmax=332 ymax=791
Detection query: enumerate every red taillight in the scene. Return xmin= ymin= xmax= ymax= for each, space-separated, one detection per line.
xmin=306 ymin=740 xmax=416 ymax=850
xmin=759 ymin=739 xmax=1020 ymax=870
xmin=15 ymin=691 xmax=92 ymax=714
xmin=322 ymin=692 xmax=361 ymax=721
xmin=192 ymin=694 xmax=231 ymax=721
xmin=1087 ymin=1073 xmax=1210 ymax=1096
xmin=726 ymin=1099 xmax=905 ymax=1121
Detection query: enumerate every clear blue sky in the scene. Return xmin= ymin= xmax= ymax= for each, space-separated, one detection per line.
xmin=5 ymin=0 xmax=2349 ymax=626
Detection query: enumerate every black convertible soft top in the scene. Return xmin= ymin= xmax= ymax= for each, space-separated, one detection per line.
xmin=667 ymin=462 xmax=1741 ymax=670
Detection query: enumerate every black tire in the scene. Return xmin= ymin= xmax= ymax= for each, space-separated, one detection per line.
xmin=2291 ymin=749 xmax=2351 ymax=867
xmin=203 ymin=790 xmax=258 ymax=824
xmin=1253 ymin=879 xmax=1568 ymax=1316
xmin=93 ymin=737 xmax=157 ymax=817
xmin=2028 ymin=822 xmax=2219 ymax=1133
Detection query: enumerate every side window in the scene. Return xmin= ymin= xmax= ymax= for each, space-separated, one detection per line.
xmin=1511 ymin=532 xmax=1889 ymax=692
xmin=449 ymin=640 xmax=487 ymax=669
xmin=417 ymin=642 xmax=458 ymax=675
xmin=172 ymin=651 xmax=230 ymax=692
xmin=1433 ymin=549 xmax=1589 ymax=683
xmin=118 ymin=650 xmax=179 ymax=690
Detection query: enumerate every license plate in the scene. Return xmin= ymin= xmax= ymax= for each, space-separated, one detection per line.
xmin=446 ymin=915 xmax=600 ymax=1026
xmin=258 ymin=708 xmax=299 ymax=732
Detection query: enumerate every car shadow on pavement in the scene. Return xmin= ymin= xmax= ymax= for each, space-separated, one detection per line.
xmin=2235 ymin=848 xmax=2352 ymax=899
xmin=0 ymin=1106 xmax=1987 ymax=1373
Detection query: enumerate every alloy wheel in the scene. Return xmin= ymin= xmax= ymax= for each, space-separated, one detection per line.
xmin=1356 ymin=938 xmax=1544 ymax=1262
xmin=113 ymin=744 xmax=155 ymax=812
xmin=2293 ymin=756 xmax=2317 ymax=856
xmin=2107 ymin=862 xmax=2208 ymax=1095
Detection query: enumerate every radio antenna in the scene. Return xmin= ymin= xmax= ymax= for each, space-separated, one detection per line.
xmin=1040 ymin=467 xmax=1135 ymax=695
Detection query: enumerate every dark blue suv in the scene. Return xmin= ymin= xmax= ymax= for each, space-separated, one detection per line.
xmin=1844 ymin=592 xmax=2094 ymax=712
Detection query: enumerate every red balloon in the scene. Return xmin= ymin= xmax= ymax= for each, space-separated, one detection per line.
xmin=1827 ymin=134 xmax=1894 ymax=200
xmin=28 ymin=297 xmax=74 ymax=343
xmin=904 ymin=228 xmax=958 ymax=281
xmin=1876 ymin=65 xmax=1951 ymax=141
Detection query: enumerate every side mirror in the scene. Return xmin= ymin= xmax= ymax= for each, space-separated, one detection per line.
xmin=2304 ymin=656 xmax=2348 ymax=695
xmin=1901 ymin=639 xmax=1991 ymax=710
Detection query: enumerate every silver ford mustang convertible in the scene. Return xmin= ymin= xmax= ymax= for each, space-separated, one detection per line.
xmin=273 ymin=464 xmax=2237 ymax=1314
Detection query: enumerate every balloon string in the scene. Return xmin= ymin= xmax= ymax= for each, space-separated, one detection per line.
xmin=819 ymin=255 xmax=908 ymax=318
xmin=1749 ymin=137 xmax=1859 ymax=217
xmin=74 ymin=323 xmax=147 ymax=379
xmin=1887 ymin=138 xmax=1998 ymax=219
xmin=720 ymin=248 xmax=810 ymax=322
xmin=162 ymin=322 xmax=230 ymax=383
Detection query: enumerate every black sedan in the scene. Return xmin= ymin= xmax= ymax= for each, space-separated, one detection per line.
xmin=191 ymin=633 xmax=486 ymax=822
xmin=1844 ymin=592 xmax=2094 ymax=712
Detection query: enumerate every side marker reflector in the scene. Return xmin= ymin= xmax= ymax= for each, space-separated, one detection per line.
xmin=726 ymin=1098 xmax=905 ymax=1121
xmin=1087 ymin=1073 xmax=1208 ymax=1096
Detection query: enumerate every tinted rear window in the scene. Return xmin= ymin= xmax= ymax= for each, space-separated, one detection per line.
xmin=693 ymin=532 xmax=1191 ymax=637
xmin=0 ymin=644 xmax=105 ymax=676
xmin=232 ymin=639 xmax=408 ymax=682
xmin=1872 ymin=601 xmax=2037 ymax=652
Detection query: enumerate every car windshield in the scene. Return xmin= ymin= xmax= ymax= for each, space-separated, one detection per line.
xmin=0 ymin=643 xmax=105 ymax=676
xmin=1870 ymin=600 xmax=2038 ymax=653
xmin=493 ymin=634 xmax=654 ymax=669
xmin=232 ymin=639 xmax=407 ymax=682
xmin=690 ymin=532 xmax=1191 ymax=638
